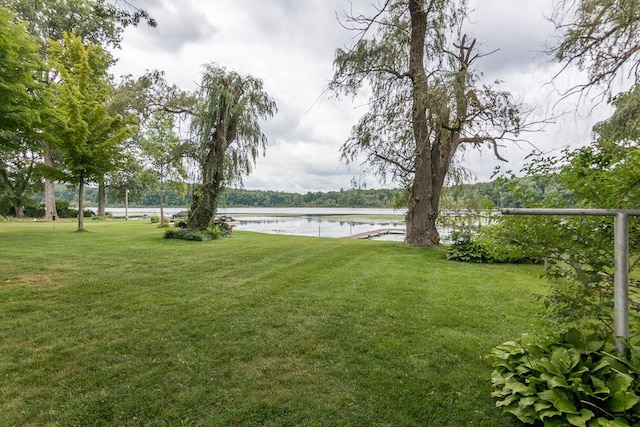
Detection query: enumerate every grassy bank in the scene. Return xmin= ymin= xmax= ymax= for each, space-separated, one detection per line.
xmin=0 ymin=221 xmax=545 ymax=426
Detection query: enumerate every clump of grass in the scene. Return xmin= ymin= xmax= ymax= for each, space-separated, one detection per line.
xmin=0 ymin=221 xmax=546 ymax=425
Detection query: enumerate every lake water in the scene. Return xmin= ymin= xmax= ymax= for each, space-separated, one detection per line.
xmin=106 ymin=207 xmax=407 ymax=240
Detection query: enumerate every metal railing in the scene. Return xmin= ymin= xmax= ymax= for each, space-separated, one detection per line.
xmin=502 ymin=208 xmax=640 ymax=354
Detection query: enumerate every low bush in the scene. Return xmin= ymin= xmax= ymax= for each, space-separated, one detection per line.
xmin=488 ymin=329 xmax=640 ymax=426
xmin=150 ymin=215 xmax=160 ymax=224
xmin=446 ymin=234 xmax=489 ymax=263
xmin=164 ymin=224 xmax=231 ymax=241
xmin=446 ymin=227 xmax=540 ymax=264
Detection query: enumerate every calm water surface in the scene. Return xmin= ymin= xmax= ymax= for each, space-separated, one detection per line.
xmin=107 ymin=207 xmax=407 ymax=240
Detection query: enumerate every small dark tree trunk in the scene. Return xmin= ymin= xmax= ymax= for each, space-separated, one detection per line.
xmin=77 ymin=176 xmax=86 ymax=232
xmin=159 ymin=173 xmax=165 ymax=226
xmin=43 ymin=143 xmax=58 ymax=220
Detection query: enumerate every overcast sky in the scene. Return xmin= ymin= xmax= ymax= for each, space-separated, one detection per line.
xmin=110 ymin=0 xmax=610 ymax=193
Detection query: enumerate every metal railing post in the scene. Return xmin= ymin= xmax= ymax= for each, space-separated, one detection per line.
xmin=614 ymin=213 xmax=629 ymax=353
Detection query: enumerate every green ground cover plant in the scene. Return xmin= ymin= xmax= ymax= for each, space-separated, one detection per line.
xmin=0 ymin=221 xmax=546 ymax=425
xmin=488 ymin=329 xmax=640 ymax=426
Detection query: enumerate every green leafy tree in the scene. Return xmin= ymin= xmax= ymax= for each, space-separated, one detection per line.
xmin=3 ymin=0 xmax=155 ymax=220
xmin=45 ymin=32 xmax=136 ymax=231
xmin=106 ymin=71 xmax=195 ymax=212
xmin=492 ymin=0 xmax=640 ymax=333
xmin=0 ymin=6 xmax=44 ymax=149
xmin=0 ymin=6 xmax=47 ymax=216
xmin=187 ymin=64 xmax=277 ymax=231
xmin=330 ymin=0 xmax=526 ymax=246
xmin=140 ymin=111 xmax=187 ymax=225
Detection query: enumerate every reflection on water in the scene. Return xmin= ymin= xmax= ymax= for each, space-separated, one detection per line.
xmin=106 ymin=207 xmax=407 ymax=240
xmin=235 ymin=215 xmax=406 ymax=240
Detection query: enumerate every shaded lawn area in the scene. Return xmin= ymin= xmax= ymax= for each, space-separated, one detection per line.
xmin=0 ymin=221 xmax=545 ymax=426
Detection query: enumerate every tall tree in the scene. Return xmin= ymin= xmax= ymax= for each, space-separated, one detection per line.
xmin=0 ymin=6 xmax=46 ymax=216
xmin=46 ymin=32 xmax=136 ymax=231
xmin=0 ymin=6 xmax=44 ymax=150
xmin=3 ymin=0 xmax=155 ymax=220
xmin=330 ymin=0 xmax=525 ymax=246
xmin=140 ymin=111 xmax=187 ymax=226
xmin=187 ymin=64 xmax=277 ymax=231
xmin=105 ymin=71 xmax=195 ymax=214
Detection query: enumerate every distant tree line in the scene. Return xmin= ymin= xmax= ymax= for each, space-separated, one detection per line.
xmin=0 ymin=176 xmax=573 ymax=217
xmin=28 ymin=184 xmax=399 ymax=209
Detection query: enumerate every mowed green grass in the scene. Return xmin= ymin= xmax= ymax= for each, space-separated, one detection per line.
xmin=0 ymin=221 xmax=545 ymax=426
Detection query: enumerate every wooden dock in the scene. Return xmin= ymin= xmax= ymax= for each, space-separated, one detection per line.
xmin=346 ymin=228 xmax=406 ymax=239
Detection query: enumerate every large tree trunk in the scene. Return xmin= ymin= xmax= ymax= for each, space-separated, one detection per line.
xmin=406 ymin=153 xmax=440 ymax=246
xmin=188 ymin=92 xmax=231 ymax=231
xmin=13 ymin=204 xmax=25 ymax=217
xmin=188 ymin=140 xmax=225 ymax=230
xmin=43 ymin=143 xmax=58 ymax=220
xmin=405 ymin=0 xmax=441 ymax=246
xmin=403 ymin=0 xmax=469 ymax=246
xmin=98 ymin=179 xmax=106 ymax=216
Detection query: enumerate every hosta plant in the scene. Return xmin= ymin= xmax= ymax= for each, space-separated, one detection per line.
xmin=488 ymin=329 xmax=640 ymax=426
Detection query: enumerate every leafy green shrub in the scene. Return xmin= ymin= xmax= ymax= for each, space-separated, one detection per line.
xmin=446 ymin=227 xmax=541 ymax=264
xmin=488 ymin=329 xmax=640 ymax=426
xmin=150 ymin=215 xmax=160 ymax=224
xmin=446 ymin=234 xmax=489 ymax=262
xmin=164 ymin=224 xmax=231 ymax=241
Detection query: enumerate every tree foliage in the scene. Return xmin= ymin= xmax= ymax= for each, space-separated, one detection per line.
xmin=45 ymin=32 xmax=136 ymax=231
xmin=551 ymin=0 xmax=640 ymax=95
xmin=3 ymin=0 xmax=155 ymax=220
xmin=488 ymin=90 xmax=640 ymax=334
xmin=139 ymin=111 xmax=187 ymax=225
xmin=2 ymin=0 xmax=155 ymax=49
xmin=330 ymin=0 xmax=526 ymax=246
xmin=0 ymin=6 xmax=44 ymax=149
xmin=187 ymin=64 xmax=277 ymax=231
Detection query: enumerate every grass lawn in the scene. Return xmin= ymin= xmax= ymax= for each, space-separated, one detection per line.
xmin=0 ymin=220 xmax=546 ymax=426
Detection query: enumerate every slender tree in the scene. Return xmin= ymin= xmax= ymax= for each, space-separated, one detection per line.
xmin=140 ymin=111 xmax=187 ymax=225
xmin=187 ymin=64 xmax=277 ymax=230
xmin=105 ymin=71 xmax=195 ymax=215
xmin=45 ymin=32 xmax=136 ymax=231
xmin=330 ymin=0 xmax=526 ymax=246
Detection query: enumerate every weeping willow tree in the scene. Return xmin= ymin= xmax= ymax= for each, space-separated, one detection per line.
xmin=187 ymin=64 xmax=277 ymax=231
xmin=330 ymin=0 xmax=527 ymax=246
